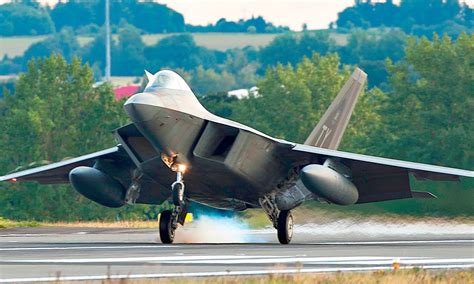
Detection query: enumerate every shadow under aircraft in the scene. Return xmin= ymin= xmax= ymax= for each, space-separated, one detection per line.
xmin=2 ymin=69 xmax=473 ymax=244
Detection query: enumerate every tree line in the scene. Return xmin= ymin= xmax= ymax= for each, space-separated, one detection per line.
xmin=0 ymin=33 xmax=472 ymax=221
xmin=0 ymin=1 xmax=286 ymax=36
xmin=335 ymin=0 xmax=473 ymax=37
xmin=0 ymin=25 xmax=408 ymax=93
xmin=2 ymin=0 xmax=472 ymax=37
xmin=2 ymin=0 xmax=472 ymax=94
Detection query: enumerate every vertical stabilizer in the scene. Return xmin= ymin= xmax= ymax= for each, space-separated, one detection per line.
xmin=304 ymin=68 xmax=367 ymax=150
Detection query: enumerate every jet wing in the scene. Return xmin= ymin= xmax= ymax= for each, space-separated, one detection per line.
xmin=0 ymin=146 xmax=127 ymax=184
xmin=292 ymin=144 xmax=474 ymax=203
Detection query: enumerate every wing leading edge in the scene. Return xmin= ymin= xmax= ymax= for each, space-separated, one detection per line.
xmin=0 ymin=146 xmax=125 ymax=184
xmin=292 ymin=144 xmax=473 ymax=203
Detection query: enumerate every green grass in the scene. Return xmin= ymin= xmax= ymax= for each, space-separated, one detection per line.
xmin=0 ymin=217 xmax=40 ymax=228
xmin=0 ymin=33 xmax=279 ymax=58
xmin=0 ymin=36 xmax=47 ymax=58
xmin=143 ymin=32 xmax=280 ymax=50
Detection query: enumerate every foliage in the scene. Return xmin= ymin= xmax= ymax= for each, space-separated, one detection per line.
xmin=0 ymin=1 xmax=286 ymax=37
xmin=198 ymin=92 xmax=239 ymax=118
xmin=0 ymin=55 xmax=136 ymax=221
xmin=338 ymin=29 xmax=407 ymax=88
xmin=188 ymin=67 xmax=236 ymax=96
xmin=259 ymin=31 xmax=335 ymax=70
xmin=22 ymin=27 xmax=80 ymax=64
xmin=336 ymin=0 xmax=474 ymax=38
xmin=0 ymin=28 xmax=81 ymax=75
xmin=50 ymin=1 xmax=185 ymax=34
xmin=144 ymin=34 xmax=223 ymax=72
xmin=0 ymin=217 xmax=39 ymax=228
xmin=231 ymin=53 xmax=383 ymax=145
xmin=343 ymin=33 xmax=474 ymax=216
xmin=188 ymin=16 xmax=289 ymax=33
xmin=112 ymin=22 xmax=146 ymax=76
xmin=0 ymin=3 xmax=54 ymax=36
xmin=381 ymin=33 xmax=473 ymax=168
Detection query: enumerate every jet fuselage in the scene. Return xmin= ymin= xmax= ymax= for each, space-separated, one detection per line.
xmin=122 ymin=72 xmax=303 ymax=210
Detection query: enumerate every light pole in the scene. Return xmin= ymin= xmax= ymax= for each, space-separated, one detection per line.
xmin=105 ymin=0 xmax=111 ymax=81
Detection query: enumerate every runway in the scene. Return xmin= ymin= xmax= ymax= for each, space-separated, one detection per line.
xmin=1 ymin=220 xmax=473 ymax=282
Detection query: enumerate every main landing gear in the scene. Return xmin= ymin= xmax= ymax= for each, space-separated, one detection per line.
xmin=259 ymin=195 xmax=294 ymax=244
xmin=159 ymin=167 xmax=188 ymax=244
xmin=277 ymin=210 xmax=293 ymax=244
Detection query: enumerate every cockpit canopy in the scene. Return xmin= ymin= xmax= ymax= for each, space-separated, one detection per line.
xmin=144 ymin=70 xmax=192 ymax=93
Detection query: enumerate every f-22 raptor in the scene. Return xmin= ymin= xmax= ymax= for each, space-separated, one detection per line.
xmin=1 ymin=69 xmax=473 ymax=244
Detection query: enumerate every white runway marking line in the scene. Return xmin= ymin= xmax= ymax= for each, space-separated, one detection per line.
xmin=156 ymin=256 xmax=421 ymax=265
xmin=0 ymin=234 xmax=65 ymax=237
xmin=1 ymin=239 xmax=471 ymax=247
xmin=308 ymin=258 xmax=474 ymax=265
xmin=4 ymin=255 xmax=466 ymax=266
xmin=0 ymin=255 xmax=283 ymax=263
xmin=0 ymin=245 xmax=178 ymax=251
xmin=1 ymin=264 xmax=473 ymax=283
xmin=309 ymin=239 xmax=474 ymax=245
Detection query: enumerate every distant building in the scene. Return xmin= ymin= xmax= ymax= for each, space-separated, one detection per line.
xmin=227 ymin=86 xmax=259 ymax=99
xmin=113 ymin=85 xmax=140 ymax=100
xmin=227 ymin=89 xmax=249 ymax=100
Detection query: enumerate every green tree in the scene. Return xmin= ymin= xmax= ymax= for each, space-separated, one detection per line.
xmin=345 ymin=33 xmax=474 ymax=216
xmin=338 ymin=29 xmax=407 ymax=88
xmin=189 ymin=66 xmax=236 ymax=96
xmin=259 ymin=32 xmax=335 ymax=70
xmin=0 ymin=3 xmax=54 ymax=36
xmin=381 ymin=33 xmax=473 ymax=168
xmin=0 ymin=55 xmax=132 ymax=221
xmin=112 ymin=22 xmax=146 ymax=76
xmin=143 ymin=34 xmax=223 ymax=72
xmin=22 ymin=27 xmax=80 ymax=64
xmin=50 ymin=1 xmax=185 ymax=33
xmin=232 ymin=53 xmax=382 ymax=144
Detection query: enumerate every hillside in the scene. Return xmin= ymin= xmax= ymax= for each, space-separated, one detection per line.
xmin=0 ymin=32 xmax=349 ymax=58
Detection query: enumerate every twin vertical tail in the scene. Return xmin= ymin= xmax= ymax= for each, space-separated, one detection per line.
xmin=304 ymin=68 xmax=367 ymax=150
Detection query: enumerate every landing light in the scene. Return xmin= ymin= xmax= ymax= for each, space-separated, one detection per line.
xmin=171 ymin=163 xmax=187 ymax=173
xmin=10 ymin=178 xmax=17 ymax=183
xmin=176 ymin=164 xmax=187 ymax=173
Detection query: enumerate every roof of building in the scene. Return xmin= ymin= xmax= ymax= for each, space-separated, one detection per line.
xmin=114 ymin=85 xmax=140 ymax=100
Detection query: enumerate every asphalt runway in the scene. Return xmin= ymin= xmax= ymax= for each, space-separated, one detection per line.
xmin=1 ymin=220 xmax=473 ymax=282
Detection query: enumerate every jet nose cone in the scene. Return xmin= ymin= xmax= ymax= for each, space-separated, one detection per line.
xmin=124 ymin=93 xmax=162 ymax=122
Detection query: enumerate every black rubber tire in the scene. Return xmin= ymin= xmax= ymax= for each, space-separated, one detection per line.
xmin=159 ymin=210 xmax=175 ymax=244
xmin=277 ymin=210 xmax=293 ymax=244
xmin=172 ymin=182 xmax=184 ymax=206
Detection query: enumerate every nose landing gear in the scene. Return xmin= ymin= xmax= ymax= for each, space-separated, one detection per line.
xmin=172 ymin=171 xmax=185 ymax=206
xmin=159 ymin=167 xmax=188 ymax=244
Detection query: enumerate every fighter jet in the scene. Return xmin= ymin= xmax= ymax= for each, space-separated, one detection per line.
xmin=1 ymin=69 xmax=472 ymax=244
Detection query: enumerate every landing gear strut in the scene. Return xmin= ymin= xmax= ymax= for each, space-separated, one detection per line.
xmin=259 ymin=195 xmax=294 ymax=244
xmin=159 ymin=168 xmax=188 ymax=244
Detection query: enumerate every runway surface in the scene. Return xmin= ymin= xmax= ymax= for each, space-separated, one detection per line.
xmin=1 ymin=219 xmax=473 ymax=282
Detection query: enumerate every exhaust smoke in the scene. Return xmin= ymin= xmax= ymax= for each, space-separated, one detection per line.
xmin=173 ymin=215 xmax=265 ymax=243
